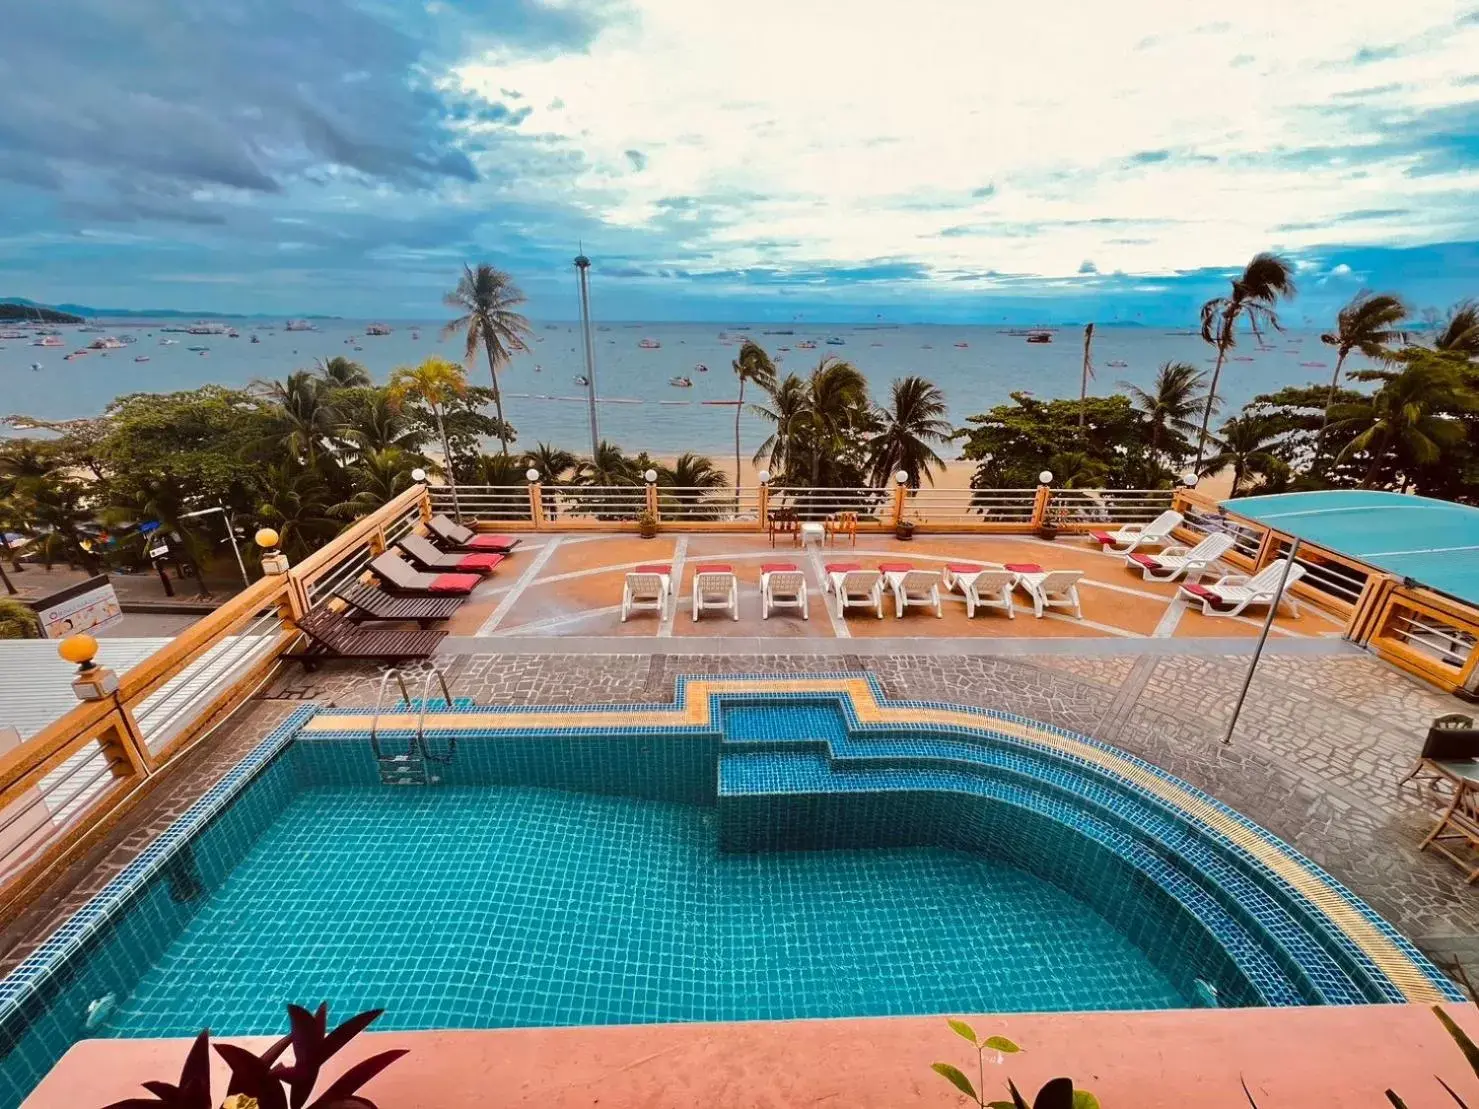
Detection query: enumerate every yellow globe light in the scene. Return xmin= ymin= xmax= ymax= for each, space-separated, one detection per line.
xmin=255 ymin=528 xmax=281 ymax=550
xmin=59 ymin=633 xmax=99 ymax=666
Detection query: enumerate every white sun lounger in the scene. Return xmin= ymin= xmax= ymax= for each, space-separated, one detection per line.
xmin=941 ymin=563 xmax=1016 ymax=619
xmin=692 ymin=564 xmax=739 ymax=621
xmin=887 ymin=568 xmax=942 ymax=618
xmin=760 ymin=563 xmax=809 ymax=619
xmin=1177 ymin=559 xmax=1305 ymax=618
xmin=828 ymin=568 xmax=884 ymax=619
xmin=1125 ymin=532 xmax=1234 ymax=583
xmin=1089 ymin=510 xmax=1183 ymax=554
xmin=621 ymin=564 xmax=671 ymax=622
xmin=1014 ymin=568 xmax=1085 ymax=619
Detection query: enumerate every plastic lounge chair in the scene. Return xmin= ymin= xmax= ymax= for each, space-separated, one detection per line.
xmin=820 ymin=562 xmax=862 ymax=593
xmin=426 ymin=515 xmax=520 ymax=553
xmin=1177 ymin=559 xmax=1305 ymax=618
xmin=622 ymin=563 xmax=671 ymax=622
xmin=1125 ymin=532 xmax=1234 ymax=583
xmin=829 ymin=568 xmax=883 ymax=619
xmin=890 ymin=568 xmax=942 ymax=618
xmin=369 ymin=551 xmax=480 ymax=595
xmin=760 ymin=562 xmax=808 ymax=619
xmin=692 ymin=564 xmax=739 ymax=621
xmin=398 ymin=534 xmax=506 ymax=575
xmin=1008 ymin=563 xmax=1084 ymax=619
xmin=283 ymin=609 xmax=445 ymax=670
xmin=942 ymin=563 xmax=1015 ymax=619
xmin=1089 ymin=510 xmax=1183 ymax=554
xmin=334 ymin=583 xmax=462 ymax=627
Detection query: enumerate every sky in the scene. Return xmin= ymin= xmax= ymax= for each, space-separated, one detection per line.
xmin=1 ymin=0 xmax=1477 ymax=323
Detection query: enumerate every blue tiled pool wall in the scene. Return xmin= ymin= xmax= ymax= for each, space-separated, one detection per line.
xmin=0 ymin=748 xmax=299 ymax=1109
xmin=713 ymin=698 xmax=1405 ymax=1007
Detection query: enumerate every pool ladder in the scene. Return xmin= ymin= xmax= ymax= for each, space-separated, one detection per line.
xmin=369 ymin=668 xmax=460 ymax=785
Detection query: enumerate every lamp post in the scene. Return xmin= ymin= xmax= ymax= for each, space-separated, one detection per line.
xmin=574 ymin=250 xmax=600 ymax=461
xmin=179 ymin=504 xmax=250 ymax=588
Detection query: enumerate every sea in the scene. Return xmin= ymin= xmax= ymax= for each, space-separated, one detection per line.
xmin=0 ymin=320 xmax=1363 ymax=457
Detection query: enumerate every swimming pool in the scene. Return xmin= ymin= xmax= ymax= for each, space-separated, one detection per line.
xmin=0 ymin=675 xmax=1460 ymax=1107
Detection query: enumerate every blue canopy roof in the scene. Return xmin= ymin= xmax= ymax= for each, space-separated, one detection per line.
xmin=1222 ymin=490 xmax=1479 ymax=607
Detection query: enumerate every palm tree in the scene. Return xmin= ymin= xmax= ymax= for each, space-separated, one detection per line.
xmin=1433 ymin=299 xmax=1479 ymax=358
xmin=659 ymin=452 xmax=729 ymax=519
xmin=24 ymin=477 xmax=101 ymax=574
xmin=1330 ymin=358 xmax=1473 ymax=488
xmin=388 ymin=358 xmax=469 ymax=520
xmin=731 ymin=340 xmax=776 ymax=498
xmin=867 ymin=376 xmax=951 ymax=487
xmin=523 ymin=442 xmax=577 ymax=485
xmin=1200 ymin=416 xmax=1285 ymax=495
xmin=799 ymin=357 xmax=870 ymax=487
xmin=576 ymin=441 xmax=640 ymax=486
xmin=442 ymin=263 xmax=532 ymax=455
xmin=1047 ymin=450 xmax=1111 ymax=489
xmin=1079 ymin=323 xmax=1094 ymax=430
xmin=256 ymin=461 xmax=338 ymax=558
xmin=338 ymin=389 xmax=422 ymax=457
xmin=1122 ymin=361 xmax=1212 ymax=465
xmin=315 ymin=356 xmax=372 ymax=389
xmin=331 ymin=447 xmax=419 ymax=517
xmin=261 ymin=370 xmax=339 ymax=465
xmin=1315 ymin=292 xmax=1407 ymax=455
xmin=751 ymin=373 xmax=809 ymax=483
xmin=1195 ymin=252 xmax=1297 ymax=468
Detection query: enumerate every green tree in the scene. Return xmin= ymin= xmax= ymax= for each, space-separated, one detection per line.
xmin=576 ymin=441 xmax=640 ymax=486
xmin=256 ymin=461 xmax=338 ymax=558
xmin=1047 ymin=450 xmax=1111 ymax=489
xmin=523 ymin=442 xmax=577 ymax=485
xmin=790 ymin=357 xmax=873 ymax=487
xmin=956 ymin=393 xmax=1154 ymax=490
xmin=1200 ymin=415 xmax=1287 ymax=495
xmin=867 ymin=375 xmax=951 ymax=487
xmin=0 ymin=597 xmax=40 ymax=638
xmin=731 ymin=340 xmax=776 ymax=499
xmin=331 ymin=447 xmax=420 ymax=517
xmin=658 ymin=452 xmax=729 ymax=519
xmin=442 ymin=263 xmax=532 ymax=455
xmin=1240 ymin=383 xmax=1365 ymax=486
xmin=1121 ymin=361 xmax=1210 ymax=468
xmin=1330 ymin=354 xmax=1475 ymax=489
xmin=260 ymin=370 xmax=340 ymax=465
xmin=315 ymin=356 xmax=373 ymax=389
xmin=388 ymin=358 xmax=470 ymax=520
xmin=751 ymin=373 xmax=809 ymax=484
xmin=336 ymin=387 xmax=425 ymax=458
xmin=1195 ymin=252 xmax=1297 ymax=468
xmin=1316 ymin=292 xmax=1407 ymax=455
xmin=1433 ymin=299 xmax=1479 ymax=358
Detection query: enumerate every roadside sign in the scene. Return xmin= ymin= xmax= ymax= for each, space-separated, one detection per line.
xmin=28 ymin=576 xmax=123 ymax=639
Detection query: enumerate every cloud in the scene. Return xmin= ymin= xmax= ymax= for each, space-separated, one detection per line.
xmin=1078 ymin=260 xmax=1098 ymax=274
xmin=624 ymin=149 xmax=649 ymax=171
xmin=1353 ymin=44 xmax=1404 ymax=63
xmin=1126 ymin=149 xmax=1172 ymax=165
xmin=971 ymin=184 xmax=997 ymax=199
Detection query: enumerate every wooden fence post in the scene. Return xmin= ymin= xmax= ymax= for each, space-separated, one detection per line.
xmin=1253 ymin=527 xmax=1281 ymax=570
xmin=890 ymin=478 xmax=908 ymax=529
xmin=645 ymin=478 xmax=660 ymax=521
xmin=757 ymin=482 xmax=770 ymax=532
xmin=528 ymin=482 xmax=544 ymax=529
xmin=1031 ymin=484 xmax=1051 ymax=529
xmin=416 ymin=486 xmax=433 ymax=523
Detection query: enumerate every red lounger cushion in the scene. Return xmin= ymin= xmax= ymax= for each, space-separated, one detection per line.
xmin=695 ymin=564 xmax=733 ymax=574
xmin=1128 ymin=553 xmax=1161 ymax=569
xmin=457 ymin=553 xmax=506 ymax=572
xmin=429 ymin=573 xmax=480 ymax=594
xmin=825 ymin=562 xmax=862 ymax=574
xmin=877 ymin=562 xmax=913 ymax=573
xmin=635 ymin=563 xmax=672 ymax=575
xmin=1004 ymin=563 xmax=1044 ymax=574
xmin=946 ymin=562 xmax=983 ymax=573
xmin=1090 ymin=530 xmax=1117 ymax=545
xmin=1181 ymin=583 xmax=1229 ymax=605
xmin=466 ymin=534 xmax=517 ymax=550
xmin=761 ymin=562 xmax=798 ymax=573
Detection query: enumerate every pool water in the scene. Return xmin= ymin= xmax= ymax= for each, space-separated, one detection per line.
xmin=104 ymin=784 xmax=1184 ymax=1036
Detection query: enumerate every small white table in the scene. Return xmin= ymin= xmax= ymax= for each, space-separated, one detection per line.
xmin=799 ymin=522 xmax=825 ymax=547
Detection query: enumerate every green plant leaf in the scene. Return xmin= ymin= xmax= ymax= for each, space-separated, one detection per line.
xmin=987 ymin=1103 xmax=1017 ymax=1109
xmin=1436 ymin=1005 xmax=1479 ymax=1080
xmin=1071 ymin=1092 xmax=1099 ymax=1109
xmin=931 ymin=1063 xmax=977 ymax=1100
xmin=1031 ymin=1078 xmax=1075 ymax=1109
xmin=984 ymin=1036 xmax=1021 ymax=1054
xmin=947 ymin=1019 xmax=978 ymax=1045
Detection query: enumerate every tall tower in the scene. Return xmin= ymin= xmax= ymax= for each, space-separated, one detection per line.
xmin=574 ymin=250 xmax=600 ymax=460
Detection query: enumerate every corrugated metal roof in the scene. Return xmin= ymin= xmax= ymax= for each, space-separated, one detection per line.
xmin=0 ymin=638 xmax=171 ymax=740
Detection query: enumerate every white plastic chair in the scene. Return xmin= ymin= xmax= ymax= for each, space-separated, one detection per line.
xmin=692 ymin=566 xmax=739 ymax=621
xmin=1177 ymin=559 xmax=1305 ymax=618
xmin=1126 ymin=532 xmax=1234 ymax=583
xmin=761 ymin=566 xmax=809 ymax=619
xmin=890 ymin=569 xmax=942 ymax=618
xmin=1015 ymin=569 xmax=1085 ymax=619
xmin=830 ymin=569 xmax=884 ymax=619
xmin=942 ymin=564 xmax=1016 ymax=619
xmin=1090 ymin=510 xmax=1183 ymax=554
xmin=621 ymin=569 xmax=669 ymax=622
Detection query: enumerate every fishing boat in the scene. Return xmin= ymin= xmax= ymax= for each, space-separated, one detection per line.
xmin=134 ymin=356 xmax=150 ymax=363
xmin=250 ymin=335 xmax=261 ymax=344
xmin=954 ymin=341 xmax=969 ymax=348
xmin=826 ymin=337 xmax=845 ymax=345
xmin=1026 ymin=331 xmax=1053 ymax=344
xmin=160 ymin=338 xmax=179 ymax=345
xmin=226 ymin=329 xmax=239 ymax=338
xmin=669 ymin=376 xmax=693 ymax=388
xmin=638 ymin=337 xmax=661 ymax=349
xmin=796 ymin=340 xmax=818 ymax=349
xmin=30 ymin=362 xmax=42 ymax=371
xmin=1106 ymin=359 xmax=1128 ymax=368
xmin=695 ymin=363 xmax=708 ymax=373
xmin=573 ymin=375 xmax=589 ymax=386
xmin=366 ymin=323 xmax=392 ymax=336
xmin=63 ymin=352 xmax=86 ymax=360
xmin=187 ymin=345 xmax=209 ymax=352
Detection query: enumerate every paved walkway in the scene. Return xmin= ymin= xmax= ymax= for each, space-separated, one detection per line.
xmin=6 ymin=646 xmax=1477 ymax=987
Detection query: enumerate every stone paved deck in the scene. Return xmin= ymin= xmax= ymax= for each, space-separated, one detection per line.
xmin=5 ymin=646 xmax=1478 ymax=987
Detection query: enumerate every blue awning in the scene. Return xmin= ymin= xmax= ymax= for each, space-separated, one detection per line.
xmin=1221 ymin=490 xmax=1479 ymax=607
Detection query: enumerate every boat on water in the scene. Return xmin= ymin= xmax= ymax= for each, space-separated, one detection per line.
xmin=1106 ymin=359 xmax=1128 ymax=368
xmin=0 ymin=330 xmax=26 ymax=340
xmin=366 ymin=323 xmax=392 ymax=336
xmin=954 ymin=341 xmax=969 ymax=348
xmin=87 ymin=337 xmax=125 ymax=350
xmin=778 ymin=346 xmax=790 ymax=351
xmin=78 ymin=326 xmax=105 ymax=333
xmin=826 ymin=337 xmax=845 ymax=345
xmin=1232 ymin=356 xmax=1255 ymax=362
xmin=573 ymin=375 xmax=589 ymax=386
xmin=250 ymin=335 xmax=261 ymax=343
xmin=1026 ymin=331 xmax=1053 ymax=344
xmin=284 ymin=319 xmax=317 ymax=332
xmin=410 ymin=330 xmax=420 ymax=340
xmin=187 ymin=345 xmax=209 ymax=352
xmin=160 ymin=338 xmax=179 ymax=345
xmin=796 ymin=340 xmax=818 ymax=349
xmin=63 ymin=352 xmax=86 ymax=360
xmin=922 ymin=343 xmax=933 ymax=349
xmin=638 ymin=338 xmax=661 ymax=349
xmin=695 ymin=363 xmax=708 ymax=373
xmin=33 ymin=336 xmax=64 ymax=347
xmin=188 ymin=323 xmax=227 ymax=335
xmin=669 ymin=376 xmax=693 ymax=388
xmin=763 ymin=329 xmax=794 ymax=335
xmin=134 ymin=356 xmax=150 ymax=363
xmin=1299 ymin=361 xmax=1327 ymax=368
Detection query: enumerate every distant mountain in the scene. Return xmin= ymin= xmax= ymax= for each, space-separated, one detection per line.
xmin=0 ymin=297 xmax=338 ymax=321
xmin=0 ymin=302 xmax=83 ymax=324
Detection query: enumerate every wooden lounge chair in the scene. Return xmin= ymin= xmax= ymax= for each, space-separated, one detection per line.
xmin=1008 ymin=563 xmax=1084 ymax=619
xmin=426 ymin=515 xmax=521 ymax=553
xmin=369 ymin=551 xmax=481 ymax=595
xmin=334 ymin=583 xmax=462 ymax=627
xmin=941 ymin=563 xmax=1015 ymax=619
xmin=1089 ymin=510 xmax=1183 ymax=554
xmin=760 ymin=562 xmax=808 ymax=619
xmin=692 ymin=564 xmax=739 ymax=621
xmin=398 ymin=534 xmax=507 ymax=575
xmin=888 ymin=567 xmax=942 ymax=618
xmin=827 ymin=566 xmax=883 ymax=619
xmin=1177 ymin=559 xmax=1305 ymax=618
xmin=284 ymin=609 xmax=444 ymax=670
xmin=622 ymin=563 xmax=671 ymax=622
xmin=1125 ymin=532 xmax=1234 ymax=583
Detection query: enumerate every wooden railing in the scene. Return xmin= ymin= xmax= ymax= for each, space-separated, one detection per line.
xmin=0 ymin=484 xmax=430 ymax=929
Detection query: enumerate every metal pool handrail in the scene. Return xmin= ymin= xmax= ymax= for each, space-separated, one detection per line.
xmin=369 ymin=669 xmax=412 ymax=759
xmin=416 ymin=668 xmax=457 ymax=764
